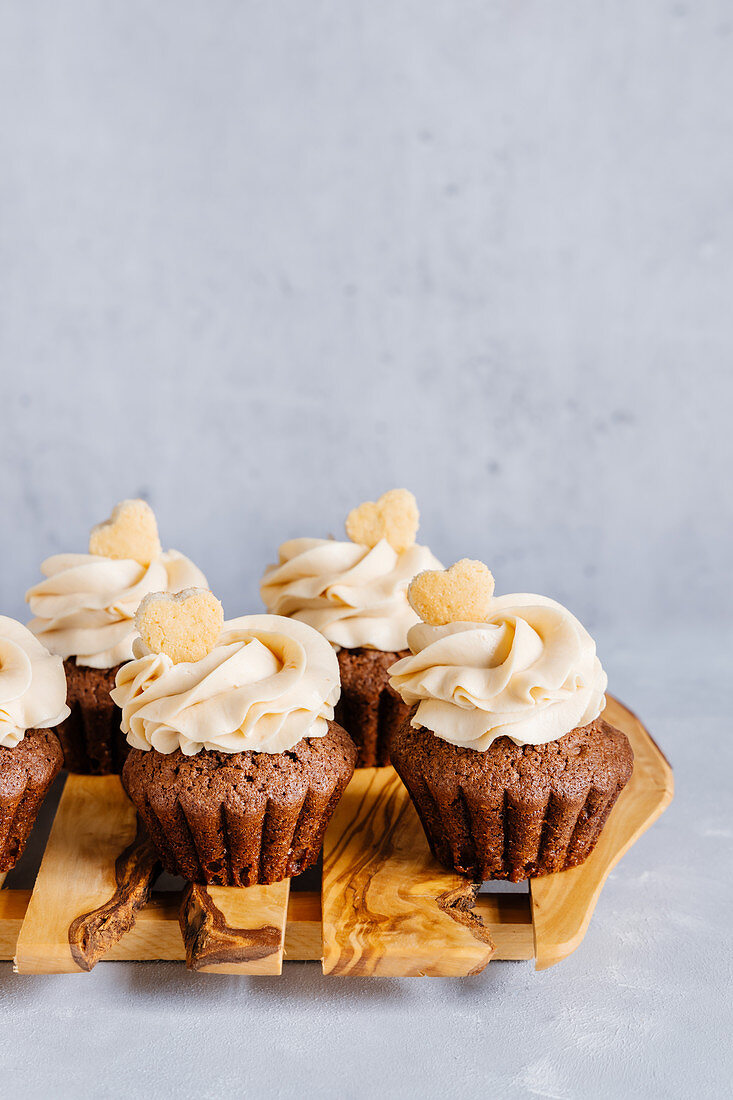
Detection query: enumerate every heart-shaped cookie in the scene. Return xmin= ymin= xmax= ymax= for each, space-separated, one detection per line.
xmin=89 ymin=499 xmax=162 ymax=565
xmin=135 ymin=587 xmax=224 ymax=664
xmin=408 ymin=559 xmax=495 ymax=626
xmin=345 ymin=489 xmax=419 ymax=553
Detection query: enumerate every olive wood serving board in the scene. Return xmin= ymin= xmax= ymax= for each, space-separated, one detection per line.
xmin=529 ymin=694 xmax=673 ymax=970
xmin=321 ymin=767 xmax=497 ymax=976
xmin=2 ymin=694 xmax=671 ymax=975
xmin=14 ymin=775 xmax=156 ymax=974
xmin=179 ymin=880 xmax=290 ymax=974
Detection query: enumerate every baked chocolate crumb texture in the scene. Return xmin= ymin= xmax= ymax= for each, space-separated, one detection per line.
xmin=259 ymin=489 xmax=443 ymax=766
xmin=0 ymin=615 xmax=68 ymax=870
xmin=388 ymin=559 xmax=634 ymax=883
xmin=114 ymin=588 xmax=356 ymax=886
xmin=25 ymin=498 xmax=208 ymax=774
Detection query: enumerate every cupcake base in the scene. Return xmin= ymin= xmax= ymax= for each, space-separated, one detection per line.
xmin=390 ymin=716 xmax=634 ymax=883
xmin=57 ymin=658 xmax=128 ymax=775
xmin=335 ymin=647 xmax=411 ymax=768
xmin=0 ymin=728 xmax=64 ymax=871
xmin=122 ymin=722 xmax=357 ymax=886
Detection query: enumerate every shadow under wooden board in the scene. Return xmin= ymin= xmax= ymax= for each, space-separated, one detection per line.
xmin=2 ymin=694 xmax=672 ymax=976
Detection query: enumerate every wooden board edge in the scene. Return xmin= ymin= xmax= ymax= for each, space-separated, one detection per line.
xmin=0 ymin=694 xmax=672 ymax=975
xmin=67 ymin=817 xmax=160 ymax=971
xmin=179 ymin=880 xmax=291 ymax=975
xmin=13 ymin=774 xmax=143 ymax=974
xmin=321 ymin=768 xmax=499 ymax=977
xmin=608 ymin=695 xmax=675 ymax=799
xmin=530 ymin=694 xmax=673 ymax=971
xmin=0 ymin=890 xmax=536 ymax=965
xmin=530 ymin=786 xmax=672 ymax=971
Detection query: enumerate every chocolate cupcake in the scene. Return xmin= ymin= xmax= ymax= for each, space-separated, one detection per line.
xmin=260 ymin=489 xmax=442 ymax=767
xmin=0 ymin=616 xmax=68 ymax=870
xmin=113 ymin=590 xmax=356 ymax=886
xmin=26 ymin=499 xmax=207 ymax=775
xmin=388 ymin=560 xmax=634 ymax=883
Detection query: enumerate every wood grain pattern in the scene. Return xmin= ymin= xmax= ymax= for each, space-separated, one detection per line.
xmin=179 ymin=880 xmax=290 ymax=974
xmin=0 ymin=888 xmax=28 ymax=960
xmin=1 ymin=694 xmax=671 ymax=973
xmin=108 ymin=890 xmax=319 ymax=963
xmin=68 ymin=817 xmax=160 ymax=971
xmin=529 ymin=695 xmax=674 ymax=970
xmin=14 ymin=774 xmax=142 ymax=973
xmin=0 ymin=888 xmax=530 ymax=964
xmin=322 ymin=768 xmax=497 ymax=976
xmin=473 ymin=892 xmax=534 ymax=961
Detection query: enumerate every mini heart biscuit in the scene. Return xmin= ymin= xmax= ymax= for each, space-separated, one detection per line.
xmin=135 ymin=588 xmax=224 ymax=664
xmin=89 ymin=499 xmax=162 ymax=565
xmin=408 ymin=559 xmax=495 ymax=626
xmin=345 ymin=489 xmax=419 ymax=553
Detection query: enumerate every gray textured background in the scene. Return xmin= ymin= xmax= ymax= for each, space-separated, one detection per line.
xmin=0 ymin=3 xmax=730 ymax=1098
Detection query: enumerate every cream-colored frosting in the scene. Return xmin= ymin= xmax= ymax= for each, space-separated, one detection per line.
xmin=260 ymin=538 xmax=443 ymax=652
xmin=26 ymin=550 xmax=207 ymax=669
xmin=111 ymin=614 xmax=340 ymax=756
xmin=388 ymin=593 xmax=607 ymax=750
xmin=0 ymin=616 xmax=70 ymax=748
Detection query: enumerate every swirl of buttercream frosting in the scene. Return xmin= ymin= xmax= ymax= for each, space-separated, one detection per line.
xmin=111 ymin=614 xmax=340 ymax=756
xmin=388 ymin=593 xmax=607 ymax=750
xmin=0 ymin=616 xmax=70 ymax=748
xmin=26 ymin=550 xmax=207 ymax=669
xmin=260 ymin=538 xmax=443 ymax=651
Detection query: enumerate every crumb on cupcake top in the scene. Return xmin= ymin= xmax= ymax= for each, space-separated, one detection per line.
xmin=388 ymin=561 xmax=607 ymax=752
xmin=260 ymin=489 xmax=443 ymax=652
